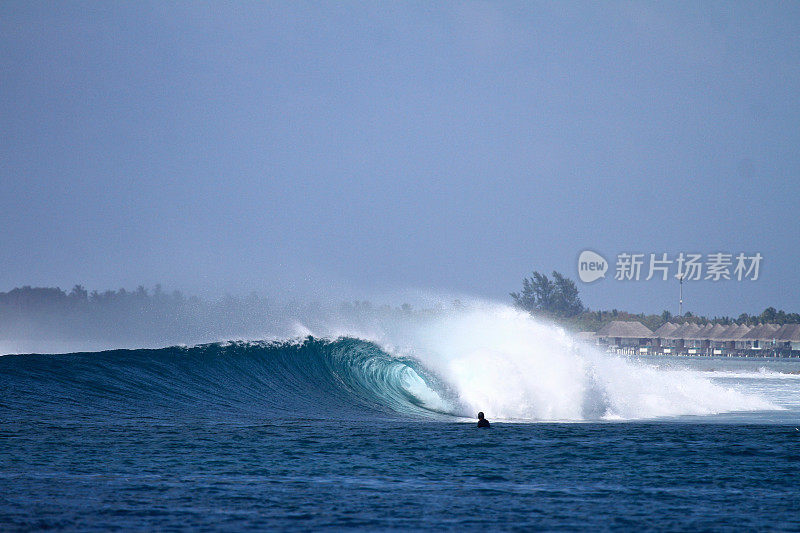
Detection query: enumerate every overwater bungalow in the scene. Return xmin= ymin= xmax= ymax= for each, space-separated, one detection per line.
xmin=593 ymin=320 xmax=800 ymax=357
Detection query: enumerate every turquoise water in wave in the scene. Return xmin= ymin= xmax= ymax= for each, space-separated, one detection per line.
xmin=2 ymin=336 xmax=800 ymax=530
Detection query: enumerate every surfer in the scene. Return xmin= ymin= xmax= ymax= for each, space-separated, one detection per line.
xmin=477 ymin=412 xmax=490 ymax=428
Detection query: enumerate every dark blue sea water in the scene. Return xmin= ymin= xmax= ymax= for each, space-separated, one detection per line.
xmin=2 ymin=335 xmax=800 ymax=530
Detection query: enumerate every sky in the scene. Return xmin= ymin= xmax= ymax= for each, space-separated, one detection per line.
xmin=1 ymin=1 xmax=799 ymax=317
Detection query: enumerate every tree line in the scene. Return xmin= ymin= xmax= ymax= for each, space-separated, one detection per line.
xmin=510 ymin=270 xmax=800 ymax=331
xmin=1 ymin=277 xmax=796 ymax=346
xmin=0 ymin=285 xmax=277 ymax=348
xmin=0 ymin=285 xmax=430 ymax=351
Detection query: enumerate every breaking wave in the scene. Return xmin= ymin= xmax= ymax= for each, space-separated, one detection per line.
xmin=0 ymin=305 xmax=778 ymax=422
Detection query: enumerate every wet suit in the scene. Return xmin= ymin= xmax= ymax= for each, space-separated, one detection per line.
xmin=477 ymin=418 xmax=490 ymax=428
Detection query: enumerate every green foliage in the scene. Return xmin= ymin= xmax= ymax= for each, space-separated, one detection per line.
xmin=736 ymin=308 xmax=800 ymax=325
xmin=508 ymin=273 xmax=798 ymax=332
xmin=556 ymin=306 xmax=800 ymax=333
xmin=510 ymin=271 xmax=584 ymax=318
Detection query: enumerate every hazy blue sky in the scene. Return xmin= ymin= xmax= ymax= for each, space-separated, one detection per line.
xmin=1 ymin=1 xmax=798 ymax=316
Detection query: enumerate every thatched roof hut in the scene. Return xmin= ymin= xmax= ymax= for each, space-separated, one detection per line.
xmin=705 ymin=323 xmax=730 ymax=340
xmin=714 ymin=324 xmax=752 ymax=341
xmin=595 ymin=321 xmax=654 ymax=339
xmin=773 ymin=324 xmax=800 ymax=342
xmin=652 ymin=322 xmax=679 ymax=337
xmin=693 ymin=323 xmax=716 ymax=340
xmin=664 ymin=322 xmax=701 ymax=339
xmin=741 ymin=323 xmax=780 ymax=341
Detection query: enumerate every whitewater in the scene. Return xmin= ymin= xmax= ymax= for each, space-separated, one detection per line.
xmin=323 ymin=304 xmax=780 ymax=421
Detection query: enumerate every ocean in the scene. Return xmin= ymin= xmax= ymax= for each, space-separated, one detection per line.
xmin=2 ymin=306 xmax=799 ymax=530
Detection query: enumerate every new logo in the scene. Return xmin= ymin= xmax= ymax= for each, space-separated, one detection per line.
xmin=578 ymin=250 xmax=608 ymax=283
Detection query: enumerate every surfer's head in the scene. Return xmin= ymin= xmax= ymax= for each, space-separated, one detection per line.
xmin=478 ymin=412 xmax=485 ymax=420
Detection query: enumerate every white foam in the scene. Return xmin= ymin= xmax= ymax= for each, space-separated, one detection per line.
xmin=697 ymin=370 xmax=800 ymax=380
xmin=365 ymin=303 xmax=778 ymax=421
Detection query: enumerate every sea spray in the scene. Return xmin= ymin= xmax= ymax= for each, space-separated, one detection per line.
xmin=311 ymin=302 xmax=777 ymax=421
